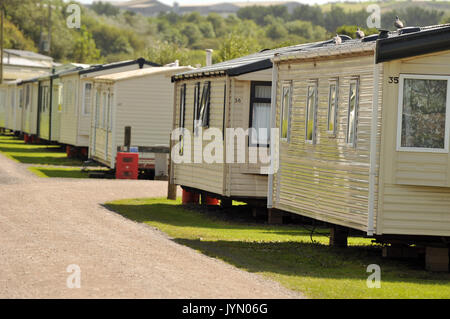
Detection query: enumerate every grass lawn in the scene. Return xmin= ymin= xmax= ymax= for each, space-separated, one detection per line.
xmin=0 ymin=134 xmax=83 ymax=166
xmin=106 ymin=197 xmax=450 ymax=299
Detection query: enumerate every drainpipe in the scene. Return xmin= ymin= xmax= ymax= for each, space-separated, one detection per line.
xmin=267 ymin=58 xmax=279 ymax=209
xmin=367 ymin=52 xmax=380 ymax=236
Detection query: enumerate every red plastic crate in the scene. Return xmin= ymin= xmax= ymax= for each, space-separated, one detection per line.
xmin=116 ymin=152 xmax=139 ymax=180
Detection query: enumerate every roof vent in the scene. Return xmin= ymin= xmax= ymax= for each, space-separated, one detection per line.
xmin=362 ymin=34 xmax=379 ymax=42
xmin=205 ymin=49 xmax=213 ymax=67
xmin=339 ymin=35 xmax=353 ymax=42
xmin=378 ymin=30 xmax=390 ymax=39
xmin=259 ymin=48 xmax=271 ymax=53
xmin=399 ymin=26 xmax=421 ymax=35
xmin=137 ymin=57 xmax=146 ymax=69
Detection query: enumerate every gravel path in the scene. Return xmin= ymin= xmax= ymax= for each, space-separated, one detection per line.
xmin=0 ymin=152 xmax=302 ymax=299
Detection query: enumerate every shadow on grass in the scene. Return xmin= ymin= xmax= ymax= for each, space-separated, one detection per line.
xmin=29 ymin=167 xmax=89 ymax=178
xmin=9 ymin=155 xmax=83 ymax=166
xmin=0 ymin=146 xmax=63 ymax=153
xmin=173 ymin=238 xmax=450 ymax=285
xmin=106 ymin=203 xmax=313 ymax=235
xmin=0 ymin=136 xmax=82 ymax=166
xmin=106 ymin=202 xmax=450 ymax=288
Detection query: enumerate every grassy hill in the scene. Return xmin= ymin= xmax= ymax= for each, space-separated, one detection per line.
xmin=320 ymin=0 xmax=450 ymax=14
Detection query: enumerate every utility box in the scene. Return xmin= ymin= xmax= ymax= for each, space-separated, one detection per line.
xmin=116 ymin=152 xmax=139 ymax=180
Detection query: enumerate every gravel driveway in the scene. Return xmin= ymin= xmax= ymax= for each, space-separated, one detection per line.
xmin=0 ymin=153 xmax=302 ymax=299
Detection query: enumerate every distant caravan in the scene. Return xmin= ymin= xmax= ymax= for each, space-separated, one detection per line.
xmin=85 ymin=65 xmax=193 ymax=178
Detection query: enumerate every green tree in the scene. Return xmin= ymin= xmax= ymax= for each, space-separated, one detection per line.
xmin=199 ymin=21 xmax=215 ymax=38
xmin=71 ymin=26 xmax=100 ymax=63
xmin=3 ymin=20 xmax=36 ymax=51
xmin=180 ymin=23 xmax=203 ymax=46
xmin=91 ymin=1 xmax=120 ymax=16
xmin=266 ymin=23 xmax=288 ymax=40
xmin=216 ymin=32 xmax=260 ymax=63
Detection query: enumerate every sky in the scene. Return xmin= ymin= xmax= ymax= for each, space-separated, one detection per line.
xmin=76 ymin=0 xmax=335 ymax=5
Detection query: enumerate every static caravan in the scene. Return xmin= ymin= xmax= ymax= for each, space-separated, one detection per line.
xmin=36 ymin=70 xmax=70 ymax=142
xmin=2 ymin=81 xmax=24 ymax=133
xmin=88 ymin=66 xmax=193 ymax=171
xmin=48 ymin=75 xmax=63 ymax=142
xmin=171 ymin=43 xmax=322 ymax=203
xmin=59 ymin=58 xmax=159 ymax=152
xmin=14 ymin=83 xmax=24 ymax=133
xmin=0 ymin=85 xmax=6 ymax=130
xmin=48 ymin=64 xmax=90 ymax=142
xmin=270 ymin=25 xmax=450 ymax=268
xmin=20 ymin=78 xmax=40 ymax=138
xmin=36 ymin=76 xmax=52 ymax=141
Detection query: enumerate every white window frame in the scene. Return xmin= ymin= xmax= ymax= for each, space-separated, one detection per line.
xmin=18 ymin=88 xmax=23 ymax=109
xmin=249 ymin=81 xmax=272 ymax=147
xmin=108 ymin=92 xmax=113 ymax=132
xmin=25 ymin=85 xmax=30 ymax=110
xmin=193 ymin=82 xmax=201 ymax=136
xmin=327 ymin=78 xmax=339 ymax=135
xmin=102 ymin=91 xmax=107 ymax=129
xmin=82 ymin=82 xmax=93 ymax=116
xmin=198 ymin=81 xmax=211 ymax=128
xmin=396 ymin=74 xmax=450 ymax=153
xmin=179 ymin=84 xmax=186 ymax=155
xmin=280 ymin=81 xmax=293 ymax=143
xmin=305 ymin=81 xmax=318 ymax=144
xmin=346 ymin=78 xmax=359 ymax=147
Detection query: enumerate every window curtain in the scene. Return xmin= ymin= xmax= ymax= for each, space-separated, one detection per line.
xmin=251 ymin=102 xmax=271 ymax=145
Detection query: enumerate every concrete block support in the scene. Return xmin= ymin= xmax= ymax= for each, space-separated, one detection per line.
xmin=268 ymin=209 xmax=283 ymax=224
xmin=329 ymin=225 xmax=349 ymax=248
xmin=426 ymin=247 xmax=449 ymax=272
xmin=382 ymin=245 xmax=419 ymax=259
xmin=220 ymin=198 xmax=232 ymax=208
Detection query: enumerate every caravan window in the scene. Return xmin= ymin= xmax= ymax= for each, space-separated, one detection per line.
xmin=346 ymin=79 xmax=359 ymax=147
xmin=179 ymin=84 xmax=186 ymax=155
xmin=198 ymin=81 xmax=211 ymax=128
xmin=250 ymin=82 xmax=271 ymax=146
xmin=397 ymin=75 xmax=450 ymax=152
xmin=193 ymin=82 xmax=200 ymax=134
xmin=305 ymin=82 xmax=318 ymax=144
xmin=41 ymin=86 xmax=49 ymax=112
xmin=327 ymin=80 xmax=339 ymax=134
xmin=19 ymin=89 xmax=23 ymax=108
xmin=280 ymin=82 xmax=292 ymax=142
xmin=25 ymin=85 xmax=30 ymax=110
xmin=83 ymin=83 xmax=92 ymax=115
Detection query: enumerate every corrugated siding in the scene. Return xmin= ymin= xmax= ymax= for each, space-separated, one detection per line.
xmin=23 ymin=83 xmax=39 ymax=135
xmin=228 ymin=79 xmax=268 ymax=198
xmin=90 ymin=82 xmax=114 ymax=167
xmin=38 ymin=80 xmax=51 ymax=140
xmin=0 ymin=87 xmax=6 ymax=128
xmin=173 ymin=78 xmax=225 ymax=196
xmin=90 ymin=72 xmax=177 ymax=168
xmin=115 ymin=74 xmax=174 ymax=148
xmin=11 ymin=87 xmax=23 ymax=132
xmin=78 ymin=79 xmax=92 ymax=143
xmin=378 ymin=50 xmax=450 ymax=236
xmin=59 ymin=74 xmax=80 ymax=146
xmin=273 ymin=54 xmax=382 ymax=232
xmin=50 ymin=82 xmax=62 ymax=142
